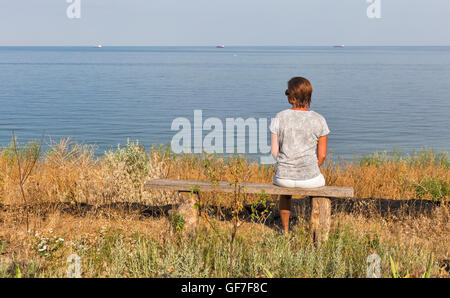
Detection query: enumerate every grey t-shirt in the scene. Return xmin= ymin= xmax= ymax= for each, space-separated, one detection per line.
xmin=269 ymin=109 xmax=330 ymax=180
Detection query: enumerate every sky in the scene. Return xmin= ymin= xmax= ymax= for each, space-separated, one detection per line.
xmin=1 ymin=0 xmax=450 ymax=46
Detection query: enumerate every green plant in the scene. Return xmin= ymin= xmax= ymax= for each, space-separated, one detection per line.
xmin=226 ymin=157 xmax=249 ymax=277
xmin=390 ymin=256 xmax=409 ymax=278
xmin=359 ymin=151 xmax=388 ymax=167
xmin=15 ymin=264 xmax=22 ymax=278
xmin=103 ymin=139 xmax=150 ymax=201
xmin=263 ymin=267 xmax=273 ymax=278
xmin=104 ymin=140 xmax=149 ymax=185
xmin=389 ymin=254 xmax=433 ymax=278
xmin=3 ymin=131 xmax=44 ymax=230
xmin=422 ymin=253 xmax=433 ymax=278
xmin=202 ymin=157 xmax=219 ymax=186
xmin=200 ymin=156 xmax=251 ymax=277
xmin=0 ymin=241 xmax=5 ymax=255
xmin=250 ymin=190 xmax=275 ymax=224
xmin=171 ymin=214 xmax=186 ymax=232
xmin=189 ymin=184 xmax=201 ymax=210
xmin=414 ymin=176 xmax=448 ymax=201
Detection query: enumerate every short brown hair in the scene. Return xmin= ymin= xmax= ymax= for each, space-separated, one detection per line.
xmin=286 ymin=77 xmax=313 ymax=108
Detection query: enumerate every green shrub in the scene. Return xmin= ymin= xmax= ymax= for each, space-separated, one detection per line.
xmin=414 ymin=176 xmax=449 ymax=201
xmin=104 ymin=140 xmax=150 ymax=187
xmin=102 ymin=140 xmax=150 ymax=202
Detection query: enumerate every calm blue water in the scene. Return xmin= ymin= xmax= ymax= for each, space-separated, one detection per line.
xmin=0 ymin=46 xmax=449 ymax=160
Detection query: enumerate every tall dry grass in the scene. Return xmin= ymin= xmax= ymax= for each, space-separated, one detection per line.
xmin=1 ymin=138 xmax=447 ymax=207
xmin=323 ymin=150 xmax=448 ymax=200
xmin=0 ymin=138 xmax=448 ymax=278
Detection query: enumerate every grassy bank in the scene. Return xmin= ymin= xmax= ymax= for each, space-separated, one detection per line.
xmin=0 ymin=138 xmax=448 ymax=277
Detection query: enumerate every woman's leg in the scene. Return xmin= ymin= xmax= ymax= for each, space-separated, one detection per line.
xmin=279 ymin=195 xmax=292 ymax=232
xmin=274 ymin=175 xmax=325 ymax=232
xmin=274 ymin=177 xmax=295 ymax=232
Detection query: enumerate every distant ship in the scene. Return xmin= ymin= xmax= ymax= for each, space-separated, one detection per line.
xmin=93 ymin=44 xmax=102 ymax=48
xmin=333 ymin=45 xmax=345 ymax=48
xmin=216 ymin=45 xmax=225 ymax=48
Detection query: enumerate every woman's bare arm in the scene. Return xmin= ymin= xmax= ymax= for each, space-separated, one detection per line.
xmin=317 ymin=135 xmax=328 ymax=167
xmin=271 ymin=133 xmax=279 ymax=159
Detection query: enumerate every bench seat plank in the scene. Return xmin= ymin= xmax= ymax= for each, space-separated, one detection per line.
xmin=145 ymin=179 xmax=354 ymax=198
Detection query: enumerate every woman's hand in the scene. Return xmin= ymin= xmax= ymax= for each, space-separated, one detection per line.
xmin=317 ymin=135 xmax=328 ymax=167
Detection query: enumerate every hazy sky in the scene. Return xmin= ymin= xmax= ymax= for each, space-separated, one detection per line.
xmin=1 ymin=0 xmax=450 ymax=46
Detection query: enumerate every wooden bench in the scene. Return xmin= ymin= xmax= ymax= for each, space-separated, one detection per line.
xmin=145 ymin=179 xmax=354 ymax=243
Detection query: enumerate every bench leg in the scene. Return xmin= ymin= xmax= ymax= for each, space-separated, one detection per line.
xmin=310 ymin=197 xmax=331 ymax=245
xmin=171 ymin=191 xmax=199 ymax=232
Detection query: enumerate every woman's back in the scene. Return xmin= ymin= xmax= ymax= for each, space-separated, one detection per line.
xmin=270 ymin=109 xmax=329 ymax=181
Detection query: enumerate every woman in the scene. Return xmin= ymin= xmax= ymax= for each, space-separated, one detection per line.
xmin=269 ymin=77 xmax=330 ymax=233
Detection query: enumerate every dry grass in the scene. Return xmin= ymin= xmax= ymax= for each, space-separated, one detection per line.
xmin=0 ymin=138 xmax=448 ymax=277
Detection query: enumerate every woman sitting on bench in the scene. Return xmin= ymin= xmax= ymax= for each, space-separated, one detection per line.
xmin=270 ymin=76 xmax=330 ymax=233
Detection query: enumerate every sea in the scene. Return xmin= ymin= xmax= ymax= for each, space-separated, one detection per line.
xmin=0 ymin=46 xmax=449 ymax=161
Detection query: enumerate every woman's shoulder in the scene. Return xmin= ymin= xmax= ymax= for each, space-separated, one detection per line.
xmin=274 ymin=109 xmax=326 ymax=119
xmin=273 ymin=109 xmax=294 ymax=118
xmin=309 ymin=110 xmax=327 ymax=121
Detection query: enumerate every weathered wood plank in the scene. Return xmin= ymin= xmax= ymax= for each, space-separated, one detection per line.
xmin=310 ymin=197 xmax=331 ymax=244
xmin=145 ymin=179 xmax=354 ymax=198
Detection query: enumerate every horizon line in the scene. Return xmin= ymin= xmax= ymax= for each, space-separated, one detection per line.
xmin=1 ymin=44 xmax=450 ymax=47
